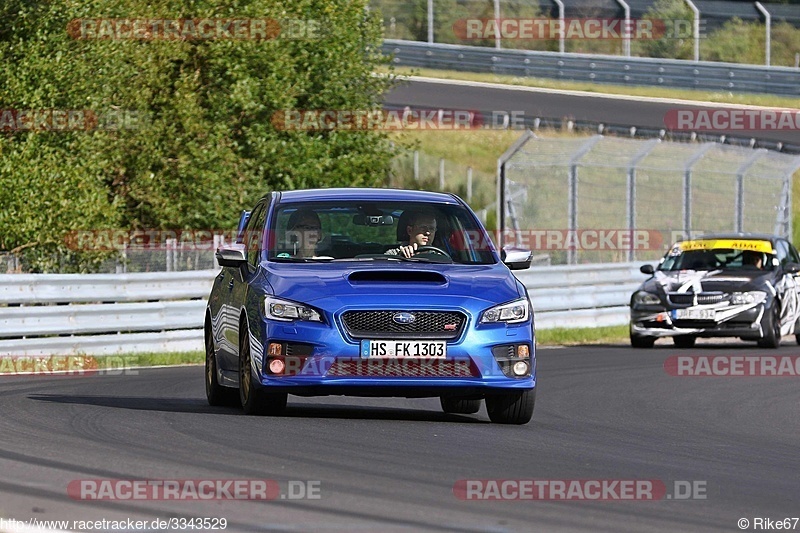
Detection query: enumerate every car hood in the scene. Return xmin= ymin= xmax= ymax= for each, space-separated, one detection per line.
xmin=261 ymin=261 xmax=522 ymax=309
xmin=640 ymin=268 xmax=774 ymax=294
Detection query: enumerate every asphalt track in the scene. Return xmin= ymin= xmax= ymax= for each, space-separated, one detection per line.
xmin=383 ymin=78 xmax=800 ymax=148
xmin=1 ymin=342 xmax=799 ymax=532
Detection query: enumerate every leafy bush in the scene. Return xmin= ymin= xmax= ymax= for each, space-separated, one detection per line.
xmin=0 ymin=0 xmax=395 ymax=271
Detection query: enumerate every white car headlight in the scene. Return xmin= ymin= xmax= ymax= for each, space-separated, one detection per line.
xmin=481 ymin=298 xmax=531 ymax=324
xmin=730 ymin=291 xmax=767 ymax=305
xmin=265 ymin=297 xmax=322 ymax=322
xmin=633 ymin=291 xmax=661 ymax=305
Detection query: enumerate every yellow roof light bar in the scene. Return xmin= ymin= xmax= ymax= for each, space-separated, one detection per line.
xmin=678 ymin=239 xmax=774 ymax=253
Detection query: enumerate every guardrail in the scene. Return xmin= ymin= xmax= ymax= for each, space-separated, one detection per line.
xmin=0 ymin=263 xmax=652 ymax=355
xmin=520 ymin=261 xmax=646 ymax=329
xmin=0 ymin=270 xmax=216 ymax=356
xmin=383 ymin=39 xmax=800 ymax=96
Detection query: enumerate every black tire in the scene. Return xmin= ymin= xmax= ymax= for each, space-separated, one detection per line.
xmin=673 ymin=335 xmax=696 ymax=348
xmin=485 ymin=389 xmax=535 ymax=425
xmin=630 ymin=332 xmax=656 ymax=348
xmin=440 ymin=396 xmax=482 ymax=414
xmin=757 ymin=303 xmax=782 ymax=349
xmin=239 ymin=328 xmax=287 ymax=415
xmin=205 ymin=325 xmax=238 ymax=407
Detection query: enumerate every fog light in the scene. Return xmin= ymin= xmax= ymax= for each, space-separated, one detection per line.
xmin=512 ymin=361 xmax=529 ymax=376
xmin=268 ymin=342 xmax=283 ymax=356
xmin=517 ymin=345 xmax=530 ymax=359
xmin=268 ymin=358 xmax=285 ymax=374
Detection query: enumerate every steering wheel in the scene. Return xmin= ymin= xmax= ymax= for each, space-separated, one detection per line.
xmin=415 ymin=245 xmax=451 ymax=259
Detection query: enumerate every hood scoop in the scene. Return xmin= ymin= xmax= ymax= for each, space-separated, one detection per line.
xmin=348 ymin=270 xmax=447 ymax=284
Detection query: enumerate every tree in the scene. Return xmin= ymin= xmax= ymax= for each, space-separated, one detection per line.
xmin=0 ymin=0 xmax=395 ymax=271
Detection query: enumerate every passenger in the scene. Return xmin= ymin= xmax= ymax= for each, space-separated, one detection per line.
xmin=285 ymin=209 xmax=322 ymax=258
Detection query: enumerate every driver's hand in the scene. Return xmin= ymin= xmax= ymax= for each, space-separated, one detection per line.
xmin=398 ymin=243 xmax=417 ymax=258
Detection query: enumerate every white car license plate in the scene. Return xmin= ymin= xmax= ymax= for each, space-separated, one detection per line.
xmin=672 ymin=308 xmax=715 ymax=320
xmin=360 ymin=340 xmax=446 ymax=358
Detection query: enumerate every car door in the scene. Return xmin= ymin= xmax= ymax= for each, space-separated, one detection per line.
xmin=776 ymin=239 xmax=800 ymax=334
xmin=218 ymin=202 xmax=267 ymax=371
xmin=221 ymin=200 xmax=269 ymax=370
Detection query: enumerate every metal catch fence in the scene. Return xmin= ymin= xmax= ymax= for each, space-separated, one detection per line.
xmin=498 ymin=130 xmax=800 ymax=264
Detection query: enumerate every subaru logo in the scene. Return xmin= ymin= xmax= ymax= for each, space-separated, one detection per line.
xmin=393 ymin=312 xmax=416 ymax=325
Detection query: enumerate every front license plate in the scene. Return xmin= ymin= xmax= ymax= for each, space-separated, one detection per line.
xmin=672 ymin=308 xmax=716 ymax=320
xmin=360 ymin=340 xmax=446 ymax=358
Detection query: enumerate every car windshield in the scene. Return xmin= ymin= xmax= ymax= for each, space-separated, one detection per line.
xmin=267 ymin=201 xmax=496 ymax=265
xmin=659 ymin=246 xmax=775 ymax=272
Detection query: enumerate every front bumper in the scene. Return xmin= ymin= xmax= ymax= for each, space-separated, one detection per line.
xmin=253 ymin=316 xmax=536 ymax=395
xmin=630 ymin=302 xmax=765 ymax=338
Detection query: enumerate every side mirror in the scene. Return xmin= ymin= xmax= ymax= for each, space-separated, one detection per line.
xmin=502 ymin=247 xmax=533 ymax=270
xmin=640 ymin=264 xmax=655 ymax=275
xmin=785 ymin=262 xmax=800 ymax=274
xmin=216 ymin=244 xmax=247 ymax=268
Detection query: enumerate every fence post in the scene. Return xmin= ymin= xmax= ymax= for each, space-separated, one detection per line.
xmin=755 ymin=2 xmax=771 ymax=67
xmin=496 ymin=130 xmax=537 ymax=248
xmin=553 ymin=0 xmax=565 ymax=54
xmin=683 ymin=143 xmax=714 ymax=239
xmin=439 ymin=158 xmax=445 ymax=189
xmin=427 ymin=0 xmax=434 ymax=44
xmin=467 ymin=167 xmax=473 ymax=201
xmin=413 ymin=150 xmax=419 ymax=181
xmin=568 ymin=136 xmax=602 ymax=264
xmin=684 ymin=0 xmax=701 ymax=61
xmin=615 ymin=0 xmax=631 ymax=57
xmin=735 ymin=150 xmax=766 ymax=232
xmin=626 ymin=139 xmax=659 ymax=262
xmin=493 ymin=0 xmax=501 ymax=49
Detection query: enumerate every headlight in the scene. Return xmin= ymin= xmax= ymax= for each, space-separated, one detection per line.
xmin=481 ymin=298 xmax=531 ymax=324
xmin=265 ymin=297 xmax=322 ymax=322
xmin=730 ymin=291 xmax=767 ymax=305
xmin=633 ymin=291 xmax=660 ymax=305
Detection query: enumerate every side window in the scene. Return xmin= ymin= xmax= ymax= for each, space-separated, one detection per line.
xmin=243 ymin=203 xmax=268 ymax=267
xmin=776 ymin=240 xmax=790 ymax=267
xmin=787 ymin=241 xmax=800 ymax=264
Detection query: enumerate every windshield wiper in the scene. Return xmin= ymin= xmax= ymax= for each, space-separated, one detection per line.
xmin=270 ymin=256 xmax=333 ymax=263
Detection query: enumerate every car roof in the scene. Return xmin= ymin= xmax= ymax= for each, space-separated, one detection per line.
xmin=271 ymin=188 xmax=461 ymax=204
xmin=677 ymin=233 xmax=782 ymax=245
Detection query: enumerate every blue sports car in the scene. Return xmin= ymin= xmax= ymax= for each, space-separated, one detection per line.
xmin=205 ymin=188 xmax=536 ymax=424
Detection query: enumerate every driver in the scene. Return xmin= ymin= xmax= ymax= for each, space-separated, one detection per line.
xmin=386 ymin=210 xmax=439 ymax=258
xmin=742 ymin=250 xmax=763 ymax=269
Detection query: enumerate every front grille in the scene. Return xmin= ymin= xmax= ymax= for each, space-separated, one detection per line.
xmin=326 ymin=358 xmax=477 ymax=378
xmin=697 ymin=293 xmax=728 ymax=305
xmin=341 ymin=310 xmax=466 ymax=339
xmin=667 ymin=292 xmax=728 ymax=306
xmin=667 ymin=293 xmax=693 ymax=305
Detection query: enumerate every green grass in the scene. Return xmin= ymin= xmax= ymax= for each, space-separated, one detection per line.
xmin=536 ymin=325 xmax=629 ymax=346
xmin=0 ymin=351 xmax=203 ymax=375
xmin=384 ymin=66 xmax=800 ymax=109
xmin=101 ymin=351 xmax=204 ymax=368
